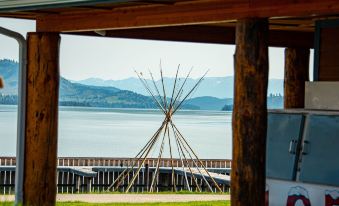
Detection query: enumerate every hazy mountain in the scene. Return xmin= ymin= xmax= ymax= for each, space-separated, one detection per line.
xmin=0 ymin=59 xmax=196 ymax=109
xmin=0 ymin=60 xmax=154 ymax=108
xmin=75 ymin=76 xmax=284 ymax=99
xmin=1 ymin=59 xmax=283 ymax=110
xmin=222 ymin=94 xmax=283 ymax=111
xmin=59 ymin=78 xmax=158 ymax=108
xmin=186 ymin=96 xmax=233 ymax=111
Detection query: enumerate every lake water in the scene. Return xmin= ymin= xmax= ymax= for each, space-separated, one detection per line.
xmin=0 ymin=105 xmax=232 ymax=159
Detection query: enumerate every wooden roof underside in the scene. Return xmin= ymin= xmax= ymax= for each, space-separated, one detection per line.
xmin=1 ymin=0 xmax=339 ymax=48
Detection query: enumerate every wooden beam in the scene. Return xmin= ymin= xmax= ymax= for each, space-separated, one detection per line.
xmin=36 ymin=0 xmax=339 ymax=32
xmin=269 ymin=30 xmax=313 ymax=48
xmin=69 ymin=25 xmax=314 ymax=48
xmin=96 ymin=25 xmax=234 ymax=45
xmin=232 ymin=18 xmax=268 ymax=206
xmin=23 ymin=32 xmax=60 ymax=206
xmin=284 ymin=48 xmax=310 ymax=108
xmin=317 ymin=21 xmax=339 ymax=81
xmin=69 ymin=25 xmax=235 ymax=44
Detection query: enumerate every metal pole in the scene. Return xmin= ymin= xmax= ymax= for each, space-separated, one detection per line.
xmin=0 ymin=26 xmax=27 ymax=205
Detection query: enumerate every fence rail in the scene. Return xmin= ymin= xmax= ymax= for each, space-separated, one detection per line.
xmin=0 ymin=157 xmax=232 ymax=195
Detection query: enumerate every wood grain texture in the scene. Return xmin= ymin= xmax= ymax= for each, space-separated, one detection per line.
xmin=24 ymin=32 xmax=60 ymax=206
xmin=35 ymin=0 xmax=339 ymax=32
xmin=70 ymin=26 xmax=314 ymax=48
xmin=284 ymin=48 xmax=310 ymax=108
xmin=232 ymin=18 xmax=268 ymax=206
xmin=319 ymin=27 xmax=339 ymax=81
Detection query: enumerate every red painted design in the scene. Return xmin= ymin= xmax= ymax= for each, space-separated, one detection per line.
xmin=286 ymin=195 xmax=311 ymax=206
xmin=266 ymin=190 xmax=269 ymax=206
xmin=325 ymin=194 xmax=339 ymax=206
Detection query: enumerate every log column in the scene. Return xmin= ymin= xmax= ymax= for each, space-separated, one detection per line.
xmin=284 ymin=48 xmax=310 ymax=108
xmin=23 ymin=32 xmax=60 ymax=206
xmin=232 ymin=18 xmax=268 ymax=206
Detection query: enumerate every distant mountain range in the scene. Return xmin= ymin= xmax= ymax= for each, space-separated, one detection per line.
xmin=0 ymin=59 xmax=157 ymax=109
xmin=222 ymin=94 xmax=283 ymax=111
xmin=0 ymin=59 xmax=221 ymax=110
xmin=186 ymin=96 xmax=233 ymax=111
xmin=59 ymin=78 xmax=159 ymax=108
xmin=74 ymin=76 xmax=284 ymax=99
xmin=0 ymin=59 xmax=283 ymax=110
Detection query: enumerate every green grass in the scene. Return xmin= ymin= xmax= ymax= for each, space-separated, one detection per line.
xmin=0 ymin=192 xmax=229 ymax=206
xmin=59 ymin=201 xmax=230 ymax=206
xmin=0 ymin=201 xmax=230 ymax=206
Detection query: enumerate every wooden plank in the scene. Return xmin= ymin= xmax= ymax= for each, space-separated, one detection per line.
xmin=69 ymin=25 xmax=314 ymax=48
xmin=319 ymin=50 xmax=339 ymax=66
xmin=181 ymin=168 xmax=230 ymax=185
xmin=320 ymin=27 xmax=339 ymax=49
xmin=268 ymin=30 xmax=313 ymax=48
xmin=319 ymin=66 xmax=339 ymax=81
xmin=232 ymin=18 xmax=268 ymax=206
xmin=23 ymin=32 xmax=60 ymax=206
xmin=318 ymin=21 xmax=339 ymax=80
xmin=36 ymin=0 xmax=339 ymax=32
xmin=284 ymin=48 xmax=310 ymax=108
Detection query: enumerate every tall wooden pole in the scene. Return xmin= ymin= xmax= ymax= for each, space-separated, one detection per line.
xmin=284 ymin=48 xmax=310 ymax=108
xmin=23 ymin=32 xmax=60 ymax=206
xmin=232 ymin=18 xmax=268 ymax=206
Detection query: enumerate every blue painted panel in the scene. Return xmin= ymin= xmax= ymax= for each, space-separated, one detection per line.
xmin=266 ymin=113 xmax=304 ymax=180
xmin=299 ymin=115 xmax=339 ymax=186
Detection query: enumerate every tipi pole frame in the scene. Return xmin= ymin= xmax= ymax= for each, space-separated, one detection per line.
xmin=124 ymin=122 xmax=167 ymax=193
xmin=173 ymin=129 xmax=202 ymax=192
xmin=173 ymin=126 xmax=191 ymax=191
xmin=166 ymin=124 xmax=177 ymax=192
xmin=171 ymin=122 xmax=222 ymax=192
xmin=135 ymin=71 xmax=166 ymax=113
xmin=173 ymin=126 xmax=212 ymax=192
xmin=123 ymin=65 xmax=223 ymax=194
xmin=108 ymin=121 xmax=166 ymax=191
xmin=148 ymin=123 xmax=168 ymax=192
xmin=149 ymin=71 xmax=166 ymax=108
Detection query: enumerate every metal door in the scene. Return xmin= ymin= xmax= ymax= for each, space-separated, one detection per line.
xmin=266 ymin=113 xmax=304 ymax=180
xmin=299 ymin=114 xmax=339 ymax=187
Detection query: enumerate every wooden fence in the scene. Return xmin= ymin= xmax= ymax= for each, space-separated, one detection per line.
xmin=0 ymin=157 xmax=231 ymax=194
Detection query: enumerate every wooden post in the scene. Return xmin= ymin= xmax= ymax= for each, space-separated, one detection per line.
xmin=284 ymin=48 xmax=310 ymax=108
xmin=23 ymin=32 xmax=60 ymax=206
xmin=85 ymin=177 xmax=92 ymax=192
xmin=76 ymin=176 xmax=81 ymax=193
xmin=232 ymin=18 xmax=269 ymax=206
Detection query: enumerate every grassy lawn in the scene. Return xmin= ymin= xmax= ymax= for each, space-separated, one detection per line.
xmin=60 ymin=201 xmax=230 ymax=206
xmin=0 ymin=201 xmax=230 ymax=206
xmin=85 ymin=191 xmax=229 ymax=195
xmin=1 ymin=192 xmax=229 ymax=205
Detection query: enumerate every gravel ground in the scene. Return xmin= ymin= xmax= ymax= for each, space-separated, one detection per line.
xmin=1 ymin=194 xmax=230 ymax=203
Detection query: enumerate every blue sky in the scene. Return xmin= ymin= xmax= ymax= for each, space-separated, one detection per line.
xmin=0 ymin=17 xmax=313 ymax=80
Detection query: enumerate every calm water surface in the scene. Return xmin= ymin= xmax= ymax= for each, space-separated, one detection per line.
xmin=0 ymin=105 xmax=232 ymax=159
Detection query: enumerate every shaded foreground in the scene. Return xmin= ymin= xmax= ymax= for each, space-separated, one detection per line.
xmin=61 ymin=201 xmax=230 ymax=206
xmin=1 ymin=194 xmax=230 ymax=204
xmin=0 ymin=201 xmax=230 ymax=206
